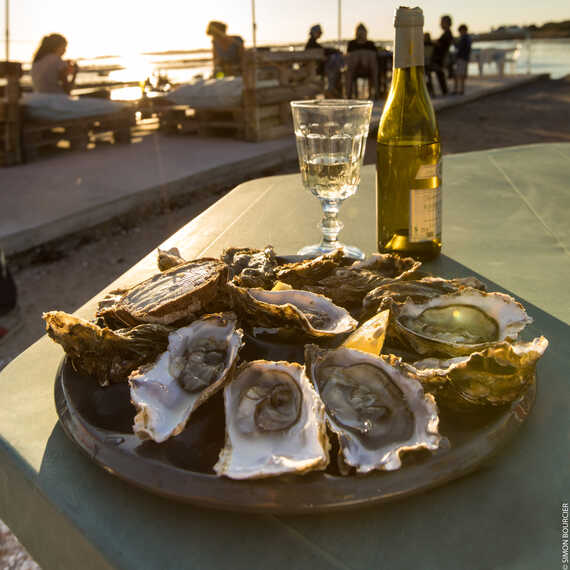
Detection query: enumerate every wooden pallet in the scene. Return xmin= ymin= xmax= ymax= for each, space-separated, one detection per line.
xmin=158 ymin=49 xmax=325 ymax=142
xmin=0 ymin=62 xmax=23 ymax=166
xmin=1 ymin=60 xmax=137 ymax=165
xmin=20 ymin=109 xmax=135 ymax=161
xmin=158 ymin=105 xmax=198 ymax=134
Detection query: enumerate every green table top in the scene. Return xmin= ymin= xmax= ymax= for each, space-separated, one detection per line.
xmin=0 ymin=143 xmax=568 ymax=570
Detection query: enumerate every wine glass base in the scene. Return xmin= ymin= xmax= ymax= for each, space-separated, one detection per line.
xmin=297 ymin=243 xmax=365 ymax=260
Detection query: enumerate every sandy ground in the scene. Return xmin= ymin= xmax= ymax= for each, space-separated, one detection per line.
xmin=1 ymin=75 xmax=569 ymax=569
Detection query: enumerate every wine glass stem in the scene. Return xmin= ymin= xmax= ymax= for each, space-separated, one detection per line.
xmin=319 ymin=198 xmax=344 ymax=251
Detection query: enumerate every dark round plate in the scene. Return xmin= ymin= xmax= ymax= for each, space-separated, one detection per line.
xmin=54 ymin=356 xmax=536 ymax=514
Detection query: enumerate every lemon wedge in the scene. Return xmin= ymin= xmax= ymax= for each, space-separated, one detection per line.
xmin=342 ymin=310 xmax=390 ymax=355
xmin=271 ymin=281 xmax=293 ymax=291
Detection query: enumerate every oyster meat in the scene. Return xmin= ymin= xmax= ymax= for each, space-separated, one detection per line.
xmin=305 ymin=345 xmax=441 ymax=473
xmin=388 ymin=288 xmax=533 ymax=357
xmin=214 ymin=360 xmax=329 ymax=479
xmin=43 ymin=310 xmax=170 ymax=386
xmin=129 ymin=313 xmax=243 ymax=442
xmin=97 ymin=258 xmax=229 ymax=327
xmin=408 ymin=336 xmax=549 ymax=410
xmin=229 ymin=283 xmax=357 ymax=338
xmin=361 ymin=276 xmax=487 ymax=320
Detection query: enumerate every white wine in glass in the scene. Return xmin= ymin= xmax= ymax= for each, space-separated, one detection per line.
xmin=291 ymin=99 xmax=373 ymax=260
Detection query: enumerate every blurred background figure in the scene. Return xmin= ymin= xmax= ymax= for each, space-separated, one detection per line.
xmin=424 ymin=32 xmax=435 ymax=96
xmin=305 ymin=24 xmax=344 ymax=98
xmin=428 ymin=15 xmax=453 ymax=96
xmin=31 ymin=33 xmax=78 ymax=94
xmin=206 ymin=21 xmax=244 ymax=78
xmin=453 ymin=24 xmax=472 ymax=95
xmin=0 ymin=249 xmax=19 ymax=350
xmin=346 ymin=23 xmax=378 ymax=99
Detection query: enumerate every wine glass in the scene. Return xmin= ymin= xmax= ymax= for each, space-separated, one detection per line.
xmin=290 ymin=99 xmax=373 ymax=260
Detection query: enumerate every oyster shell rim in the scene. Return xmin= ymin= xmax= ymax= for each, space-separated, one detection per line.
xmin=388 ymin=288 xmax=533 ymax=357
xmin=214 ymin=359 xmax=330 ymax=480
xmin=97 ymin=258 xmax=229 ymax=327
xmin=305 ymin=345 xmax=441 ymax=474
xmin=229 ymin=282 xmax=358 ymax=338
xmin=129 ymin=312 xmax=243 ymax=443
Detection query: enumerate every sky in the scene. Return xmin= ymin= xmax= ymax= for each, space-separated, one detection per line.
xmin=1 ymin=0 xmax=569 ymax=61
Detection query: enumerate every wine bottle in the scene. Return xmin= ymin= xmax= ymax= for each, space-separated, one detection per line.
xmin=377 ymin=6 xmax=442 ymax=260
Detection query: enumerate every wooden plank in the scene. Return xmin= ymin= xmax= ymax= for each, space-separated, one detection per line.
xmin=0 ymin=61 xmax=23 ymax=78
xmin=247 ymin=123 xmax=292 ymax=142
xmin=244 ymin=50 xmax=325 ymax=65
xmin=247 ymin=82 xmax=322 ymax=105
xmin=258 ymin=104 xmax=280 ymax=120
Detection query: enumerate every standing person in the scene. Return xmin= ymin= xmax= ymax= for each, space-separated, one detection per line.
xmin=305 ymin=24 xmax=344 ymax=98
xmin=206 ymin=21 xmax=244 ymax=78
xmin=428 ymin=15 xmax=453 ymax=96
xmin=346 ymin=23 xmax=378 ymax=99
xmin=31 ymin=34 xmax=78 ymax=94
xmin=453 ymin=24 xmax=472 ymax=95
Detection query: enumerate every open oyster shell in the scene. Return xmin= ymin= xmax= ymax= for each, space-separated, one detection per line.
xmin=229 ymin=283 xmax=357 ymax=338
xmin=214 ymin=360 xmax=329 ymax=479
xmin=388 ymin=288 xmax=533 ymax=357
xmin=407 ymin=337 xmax=549 ymax=411
xmin=361 ymin=276 xmax=487 ymax=321
xmin=43 ymin=310 xmax=171 ymax=386
xmin=129 ymin=313 xmax=243 ymax=442
xmin=97 ymin=258 xmax=229 ymax=327
xmin=305 ymin=345 xmax=441 ymax=474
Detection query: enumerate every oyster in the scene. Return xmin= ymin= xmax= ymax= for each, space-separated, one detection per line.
xmin=157 ymin=247 xmax=186 ymax=272
xmin=294 ymin=253 xmax=422 ymax=309
xmin=305 ymin=345 xmax=441 ymax=473
xmin=97 ymin=258 xmax=229 ymax=327
xmin=274 ymin=249 xmax=346 ymax=289
xmin=388 ymin=288 xmax=533 ymax=357
xmin=408 ymin=337 xmax=549 ymax=411
xmin=229 ymin=283 xmax=357 ymax=338
xmin=362 ymin=276 xmax=487 ymax=320
xmin=43 ymin=310 xmax=170 ymax=386
xmin=129 ymin=313 xmax=243 ymax=442
xmin=214 ymin=360 xmax=329 ymax=479
xmin=222 ymin=246 xmax=278 ymax=288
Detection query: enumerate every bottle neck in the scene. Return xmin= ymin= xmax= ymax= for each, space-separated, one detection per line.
xmin=393 ymin=25 xmax=424 ymax=70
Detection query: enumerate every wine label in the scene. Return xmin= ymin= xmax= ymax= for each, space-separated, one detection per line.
xmin=415 ymin=163 xmax=441 ymax=180
xmin=409 ymin=187 xmax=441 ymax=242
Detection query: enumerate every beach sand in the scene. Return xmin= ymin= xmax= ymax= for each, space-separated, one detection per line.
xmin=1 ymin=74 xmax=569 ymax=570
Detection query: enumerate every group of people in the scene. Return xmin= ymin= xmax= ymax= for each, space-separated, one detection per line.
xmin=302 ymin=17 xmax=472 ymax=100
xmin=304 ymin=23 xmax=387 ymax=99
xmin=29 ymin=17 xmax=472 ymax=100
xmin=425 ymin=15 xmax=472 ymax=97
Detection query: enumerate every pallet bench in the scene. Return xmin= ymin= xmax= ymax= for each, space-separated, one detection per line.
xmin=1 ymin=61 xmax=136 ymax=166
xmin=158 ymin=49 xmax=325 ymax=142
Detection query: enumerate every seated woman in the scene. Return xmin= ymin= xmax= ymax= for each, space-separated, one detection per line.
xmin=206 ymin=21 xmax=244 ymax=78
xmin=346 ymin=24 xmax=378 ymax=99
xmin=31 ymin=34 xmax=78 ymax=94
